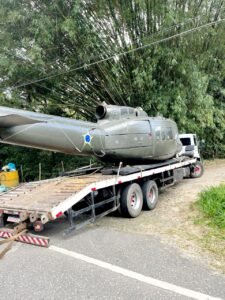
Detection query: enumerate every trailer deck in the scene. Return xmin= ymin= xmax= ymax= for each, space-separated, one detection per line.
xmin=0 ymin=157 xmax=198 ymax=240
xmin=0 ymin=173 xmax=114 ymax=220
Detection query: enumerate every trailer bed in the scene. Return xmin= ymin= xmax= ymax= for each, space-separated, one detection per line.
xmin=0 ymin=157 xmax=197 ymax=233
xmin=0 ymin=174 xmax=113 ymax=217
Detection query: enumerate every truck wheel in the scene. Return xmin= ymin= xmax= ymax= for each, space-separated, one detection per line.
xmin=142 ymin=180 xmax=159 ymax=210
xmin=190 ymin=161 xmax=204 ymax=178
xmin=120 ymin=183 xmax=143 ymax=218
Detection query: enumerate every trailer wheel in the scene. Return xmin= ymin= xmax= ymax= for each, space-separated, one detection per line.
xmin=190 ymin=161 xmax=204 ymax=178
xmin=142 ymin=180 xmax=159 ymax=210
xmin=120 ymin=183 xmax=143 ymax=218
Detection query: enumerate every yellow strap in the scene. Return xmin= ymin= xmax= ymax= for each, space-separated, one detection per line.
xmin=0 ymin=229 xmax=27 ymax=258
xmin=0 ymin=242 xmax=13 ymax=259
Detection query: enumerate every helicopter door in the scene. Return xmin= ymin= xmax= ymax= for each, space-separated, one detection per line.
xmin=155 ymin=126 xmax=174 ymax=159
xmin=126 ymin=120 xmax=152 ymax=145
xmin=125 ymin=120 xmax=153 ymax=158
xmin=104 ymin=120 xmax=153 ymax=157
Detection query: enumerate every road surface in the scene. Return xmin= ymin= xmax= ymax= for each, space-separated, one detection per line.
xmin=0 ymin=160 xmax=225 ymax=299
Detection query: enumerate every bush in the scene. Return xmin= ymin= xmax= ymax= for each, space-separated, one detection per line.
xmin=0 ymin=145 xmax=93 ymax=181
xmin=197 ymin=184 xmax=225 ymax=228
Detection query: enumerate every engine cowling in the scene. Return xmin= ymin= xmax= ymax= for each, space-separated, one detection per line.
xmin=95 ymin=103 xmax=147 ymax=121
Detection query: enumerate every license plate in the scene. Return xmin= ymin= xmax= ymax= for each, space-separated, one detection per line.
xmin=7 ymin=216 xmax=20 ymax=223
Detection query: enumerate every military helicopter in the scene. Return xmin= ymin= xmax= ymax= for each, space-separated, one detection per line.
xmin=0 ymin=103 xmax=182 ymax=164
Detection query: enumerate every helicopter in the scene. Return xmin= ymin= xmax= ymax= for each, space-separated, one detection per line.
xmin=0 ymin=103 xmax=182 ymax=164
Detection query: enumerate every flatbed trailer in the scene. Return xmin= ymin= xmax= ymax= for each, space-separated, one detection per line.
xmin=0 ymin=157 xmax=203 ymax=245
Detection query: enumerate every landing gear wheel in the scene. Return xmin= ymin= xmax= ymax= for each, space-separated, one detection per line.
xmin=190 ymin=161 xmax=204 ymax=178
xmin=120 ymin=183 xmax=143 ymax=218
xmin=142 ymin=180 xmax=159 ymax=210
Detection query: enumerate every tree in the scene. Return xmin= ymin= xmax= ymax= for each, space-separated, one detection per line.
xmin=0 ymin=0 xmax=224 ymax=171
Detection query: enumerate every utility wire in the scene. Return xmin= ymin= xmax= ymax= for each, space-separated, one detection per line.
xmin=1 ymin=15 xmax=204 ymax=70
xmin=3 ymin=17 xmax=225 ymax=91
xmin=0 ymin=14 xmax=219 ymax=85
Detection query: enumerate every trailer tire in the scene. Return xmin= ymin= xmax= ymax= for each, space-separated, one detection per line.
xmin=120 ymin=183 xmax=143 ymax=218
xmin=142 ymin=180 xmax=159 ymax=210
xmin=190 ymin=161 xmax=204 ymax=178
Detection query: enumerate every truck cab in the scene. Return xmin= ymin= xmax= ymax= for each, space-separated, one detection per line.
xmin=179 ymin=133 xmax=201 ymax=160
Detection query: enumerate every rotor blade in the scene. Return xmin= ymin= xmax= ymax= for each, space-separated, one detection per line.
xmin=0 ymin=114 xmax=45 ymax=128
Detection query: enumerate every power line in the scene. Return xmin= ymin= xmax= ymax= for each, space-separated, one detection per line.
xmin=0 ymin=13 xmax=216 ymax=89
xmin=1 ymin=15 xmax=203 ymax=70
xmin=3 ymin=17 xmax=225 ymax=91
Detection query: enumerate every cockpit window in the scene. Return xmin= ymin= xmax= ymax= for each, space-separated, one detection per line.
xmin=155 ymin=129 xmax=160 ymax=140
xmin=166 ymin=128 xmax=173 ymax=139
xmin=161 ymin=131 xmax=166 ymax=140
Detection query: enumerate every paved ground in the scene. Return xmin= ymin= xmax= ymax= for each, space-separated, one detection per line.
xmin=0 ymin=160 xmax=225 ymax=299
xmin=99 ymin=160 xmax=225 ymax=271
xmin=0 ymin=219 xmax=225 ymax=300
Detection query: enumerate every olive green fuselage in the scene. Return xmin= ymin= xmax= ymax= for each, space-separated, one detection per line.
xmin=0 ymin=105 xmax=182 ymax=164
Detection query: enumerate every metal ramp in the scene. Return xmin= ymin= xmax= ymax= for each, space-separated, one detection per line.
xmin=0 ymin=173 xmax=118 ymax=251
xmin=0 ymin=174 xmax=114 ymax=223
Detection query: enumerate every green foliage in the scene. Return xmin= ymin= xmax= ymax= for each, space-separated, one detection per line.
xmin=197 ymin=184 xmax=225 ymax=228
xmin=0 ymin=145 xmax=91 ymax=181
xmin=0 ymin=0 xmax=225 ymax=176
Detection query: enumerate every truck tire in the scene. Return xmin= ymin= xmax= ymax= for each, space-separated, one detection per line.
xmin=120 ymin=183 xmax=143 ymax=218
xmin=190 ymin=161 xmax=204 ymax=178
xmin=142 ymin=180 xmax=159 ymax=210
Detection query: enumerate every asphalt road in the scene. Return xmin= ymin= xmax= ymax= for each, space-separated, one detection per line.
xmin=0 ymin=217 xmax=225 ymax=300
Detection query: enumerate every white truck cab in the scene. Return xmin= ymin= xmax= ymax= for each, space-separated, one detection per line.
xmin=179 ymin=133 xmax=201 ymax=160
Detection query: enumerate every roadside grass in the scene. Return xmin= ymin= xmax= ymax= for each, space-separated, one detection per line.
xmin=196 ymin=184 xmax=225 ymax=229
xmin=193 ymin=184 xmax=225 ymax=271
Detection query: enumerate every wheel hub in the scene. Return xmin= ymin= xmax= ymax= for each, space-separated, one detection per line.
xmin=130 ymin=193 xmax=139 ymax=209
xmin=194 ymin=166 xmax=201 ymax=175
xmin=148 ymin=188 xmax=155 ymax=204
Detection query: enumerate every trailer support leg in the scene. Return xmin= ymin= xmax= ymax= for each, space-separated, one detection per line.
xmin=67 ymin=208 xmax=74 ymax=228
xmin=91 ymin=191 xmax=96 ymax=219
xmin=0 ymin=213 xmax=4 ymax=228
xmin=113 ymin=185 xmax=118 ymax=208
xmin=64 ymin=191 xmax=119 ymax=235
